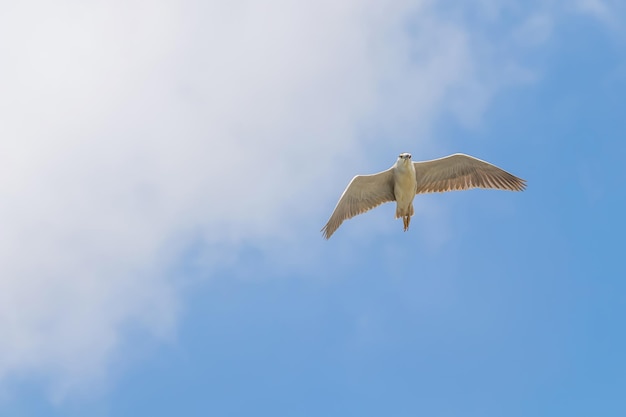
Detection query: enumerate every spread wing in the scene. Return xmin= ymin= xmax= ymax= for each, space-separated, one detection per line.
xmin=413 ymin=153 xmax=526 ymax=194
xmin=321 ymin=169 xmax=395 ymax=239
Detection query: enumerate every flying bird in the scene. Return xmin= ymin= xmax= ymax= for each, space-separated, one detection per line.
xmin=322 ymin=153 xmax=526 ymax=239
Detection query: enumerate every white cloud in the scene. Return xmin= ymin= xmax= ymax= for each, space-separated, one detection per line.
xmin=0 ymin=0 xmax=538 ymax=399
xmin=576 ymin=0 xmax=612 ymax=22
xmin=573 ymin=0 xmax=625 ymax=30
xmin=513 ymin=14 xmax=554 ymax=46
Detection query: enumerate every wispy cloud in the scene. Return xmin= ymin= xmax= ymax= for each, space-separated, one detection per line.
xmin=0 ymin=0 xmax=569 ymax=399
xmin=576 ymin=0 xmax=612 ymax=23
xmin=572 ymin=0 xmax=626 ymax=31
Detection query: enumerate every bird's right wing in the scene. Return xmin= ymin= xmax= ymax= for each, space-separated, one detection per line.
xmin=321 ymin=169 xmax=395 ymax=239
xmin=413 ymin=153 xmax=526 ymax=194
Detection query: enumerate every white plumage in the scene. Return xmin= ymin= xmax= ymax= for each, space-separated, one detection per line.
xmin=322 ymin=153 xmax=526 ymax=239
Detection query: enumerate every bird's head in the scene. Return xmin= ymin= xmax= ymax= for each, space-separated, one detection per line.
xmin=398 ymin=153 xmax=412 ymax=163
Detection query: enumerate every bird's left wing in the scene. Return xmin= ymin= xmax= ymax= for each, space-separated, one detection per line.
xmin=321 ymin=169 xmax=395 ymax=239
xmin=413 ymin=153 xmax=526 ymax=194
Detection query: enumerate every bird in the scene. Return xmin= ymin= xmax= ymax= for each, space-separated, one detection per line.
xmin=321 ymin=153 xmax=526 ymax=239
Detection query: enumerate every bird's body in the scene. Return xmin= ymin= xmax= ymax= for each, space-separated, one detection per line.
xmin=392 ymin=153 xmax=417 ymax=231
xmin=322 ymin=152 xmax=525 ymax=239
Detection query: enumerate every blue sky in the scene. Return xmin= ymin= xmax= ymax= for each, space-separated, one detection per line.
xmin=1 ymin=1 xmax=626 ymax=416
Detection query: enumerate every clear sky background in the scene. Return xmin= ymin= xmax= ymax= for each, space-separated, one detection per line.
xmin=1 ymin=1 xmax=626 ymax=416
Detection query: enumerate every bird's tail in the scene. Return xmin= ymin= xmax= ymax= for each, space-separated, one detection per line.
xmin=395 ymin=204 xmax=414 ymax=232
xmin=394 ymin=203 xmax=414 ymax=219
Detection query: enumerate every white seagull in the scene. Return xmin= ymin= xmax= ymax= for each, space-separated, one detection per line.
xmin=322 ymin=153 xmax=526 ymax=239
